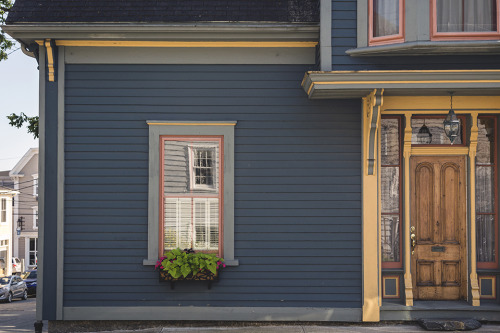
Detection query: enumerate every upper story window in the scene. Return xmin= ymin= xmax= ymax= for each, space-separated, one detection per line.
xmin=0 ymin=198 xmax=6 ymax=223
xmin=431 ymin=0 xmax=499 ymax=40
xmin=369 ymin=0 xmax=405 ymax=45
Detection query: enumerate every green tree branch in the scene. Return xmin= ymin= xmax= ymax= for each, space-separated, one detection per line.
xmin=2 ymin=1 xmax=39 ymax=139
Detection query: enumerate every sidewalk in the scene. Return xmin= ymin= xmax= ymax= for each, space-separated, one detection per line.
xmin=94 ymin=324 xmax=500 ymax=333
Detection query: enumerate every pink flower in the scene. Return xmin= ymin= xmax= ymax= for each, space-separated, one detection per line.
xmin=223 ymin=264 xmax=226 ymax=268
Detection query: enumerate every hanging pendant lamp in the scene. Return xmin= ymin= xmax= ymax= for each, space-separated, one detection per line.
xmin=443 ymin=93 xmax=460 ymax=144
xmin=417 ymin=119 xmax=432 ymax=144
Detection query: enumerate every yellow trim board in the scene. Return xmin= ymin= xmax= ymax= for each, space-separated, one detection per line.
xmin=35 ymin=40 xmax=318 ymax=48
xmin=307 ymin=69 xmax=500 ymax=74
xmin=382 ymin=96 xmax=500 ymax=112
xmin=411 ymin=147 xmax=469 ymax=155
xmin=313 ymin=80 xmax=500 ymax=85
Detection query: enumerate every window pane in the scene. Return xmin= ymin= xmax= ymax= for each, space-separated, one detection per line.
xmin=381 ymin=118 xmax=399 ymax=165
xmin=381 ymin=167 xmax=399 ymax=213
xmin=373 ymin=0 xmax=400 ymax=37
xmin=477 ymin=214 xmax=496 ymax=262
xmin=411 ymin=118 xmax=463 ymax=145
xmin=163 ymin=140 xmax=219 ymax=195
xmin=382 ymin=215 xmax=400 ymax=262
xmin=477 ymin=118 xmax=496 ymax=165
xmin=436 ymin=0 xmax=497 ymax=32
xmin=476 ymin=166 xmax=495 ymax=213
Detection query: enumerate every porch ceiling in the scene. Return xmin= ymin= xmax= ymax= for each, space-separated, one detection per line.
xmin=302 ymin=70 xmax=500 ymax=99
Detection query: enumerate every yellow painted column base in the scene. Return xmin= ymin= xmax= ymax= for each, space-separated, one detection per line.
xmin=362 ymin=300 xmax=380 ymax=322
xmin=470 ymin=273 xmax=480 ymax=306
xmin=404 ymin=273 xmax=414 ymax=306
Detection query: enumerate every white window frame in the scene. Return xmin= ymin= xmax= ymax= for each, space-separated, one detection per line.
xmin=144 ymin=121 xmax=238 ymax=267
xmin=32 ymin=174 xmax=38 ymax=197
xmin=32 ymin=206 xmax=38 ymax=229
xmin=0 ymin=198 xmax=6 ymax=223
xmin=28 ymin=237 xmax=37 ymax=267
xmin=189 ymin=143 xmax=219 ymax=191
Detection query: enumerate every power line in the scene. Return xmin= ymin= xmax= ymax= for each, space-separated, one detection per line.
xmin=6 ymin=47 xmax=20 ymax=56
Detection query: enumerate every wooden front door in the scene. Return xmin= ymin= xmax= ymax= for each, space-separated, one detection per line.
xmin=410 ymin=155 xmax=467 ymax=300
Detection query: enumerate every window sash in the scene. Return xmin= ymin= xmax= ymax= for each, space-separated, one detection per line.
xmin=369 ymin=0 xmax=405 ymax=45
xmin=432 ymin=0 xmax=500 ymax=39
xmin=161 ymin=137 xmax=223 ymax=256
xmin=381 ymin=117 xmax=403 ymax=268
xmin=0 ymin=199 xmax=6 ymax=223
xmin=476 ymin=116 xmax=498 ymax=269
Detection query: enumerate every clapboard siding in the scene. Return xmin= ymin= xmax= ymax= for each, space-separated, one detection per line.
xmin=64 ymin=64 xmax=362 ymax=308
xmin=331 ymin=0 xmax=500 ymax=70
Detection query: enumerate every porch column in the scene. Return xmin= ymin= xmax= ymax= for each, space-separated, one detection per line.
xmin=362 ymin=90 xmax=383 ymax=322
xmin=403 ymin=114 xmax=413 ymax=306
xmin=469 ymin=112 xmax=480 ymax=306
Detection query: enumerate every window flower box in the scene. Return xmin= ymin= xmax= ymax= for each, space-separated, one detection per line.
xmin=156 ymin=248 xmax=225 ymax=289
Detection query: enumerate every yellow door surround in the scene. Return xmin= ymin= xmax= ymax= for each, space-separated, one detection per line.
xmin=363 ymin=94 xmax=500 ymax=320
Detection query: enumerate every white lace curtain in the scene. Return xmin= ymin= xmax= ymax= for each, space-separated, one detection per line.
xmin=373 ymin=0 xmax=400 ymax=37
xmin=436 ymin=0 xmax=497 ymax=32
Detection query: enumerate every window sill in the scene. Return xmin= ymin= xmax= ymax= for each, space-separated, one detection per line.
xmin=347 ymin=40 xmax=500 ymax=57
xmin=142 ymin=258 xmax=239 ymax=266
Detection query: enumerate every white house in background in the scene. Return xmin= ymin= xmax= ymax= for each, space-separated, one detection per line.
xmin=9 ymin=148 xmax=39 ymax=270
xmin=0 ymin=186 xmax=18 ymax=277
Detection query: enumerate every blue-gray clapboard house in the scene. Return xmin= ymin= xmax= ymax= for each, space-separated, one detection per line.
xmin=3 ymin=0 xmax=500 ymax=330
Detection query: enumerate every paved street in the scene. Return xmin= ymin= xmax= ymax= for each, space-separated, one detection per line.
xmin=0 ymin=297 xmax=46 ymax=333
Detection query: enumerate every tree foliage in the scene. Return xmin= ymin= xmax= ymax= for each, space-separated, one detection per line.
xmin=7 ymin=112 xmax=39 ymax=139
xmin=0 ymin=0 xmax=13 ymax=61
xmin=2 ymin=1 xmax=39 ymax=138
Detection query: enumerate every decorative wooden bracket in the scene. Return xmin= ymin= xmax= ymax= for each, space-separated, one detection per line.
xmin=44 ymin=39 xmax=55 ymax=82
xmin=364 ymin=89 xmax=384 ymax=175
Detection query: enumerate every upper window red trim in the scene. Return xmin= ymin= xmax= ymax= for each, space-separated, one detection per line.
xmin=369 ymin=0 xmax=405 ymax=46
xmin=430 ymin=0 xmax=500 ymax=41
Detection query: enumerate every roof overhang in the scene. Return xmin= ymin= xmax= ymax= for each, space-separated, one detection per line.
xmin=9 ymin=148 xmax=38 ymax=177
xmin=302 ymin=70 xmax=500 ymax=99
xmin=1 ymin=23 xmax=319 ymax=46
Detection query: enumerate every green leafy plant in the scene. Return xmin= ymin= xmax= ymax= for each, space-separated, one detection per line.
xmin=155 ymin=248 xmax=225 ymax=279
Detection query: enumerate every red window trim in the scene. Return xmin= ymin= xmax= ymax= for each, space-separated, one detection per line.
xmin=381 ymin=116 xmax=403 ymax=269
xmin=159 ymin=135 xmax=224 ymax=258
xmin=477 ymin=116 xmax=498 ymax=270
xmin=369 ymin=0 xmax=405 ymax=46
xmin=430 ymin=0 xmax=500 ymax=41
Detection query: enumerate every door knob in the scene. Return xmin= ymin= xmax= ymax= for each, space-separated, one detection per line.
xmin=410 ymin=226 xmax=416 ymax=255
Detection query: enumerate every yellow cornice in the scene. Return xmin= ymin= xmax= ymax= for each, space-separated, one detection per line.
xmin=313 ymin=80 xmax=500 ymax=85
xmin=35 ymin=40 xmax=318 ymax=48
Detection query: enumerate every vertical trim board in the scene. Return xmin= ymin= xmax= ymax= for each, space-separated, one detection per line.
xmin=56 ymin=46 xmax=65 ymax=319
xmin=36 ymin=46 xmax=46 ymax=322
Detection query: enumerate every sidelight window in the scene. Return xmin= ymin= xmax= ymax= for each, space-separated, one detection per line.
xmin=381 ymin=117 xmax=402 ymax=268
xmin=476 ymin=116 xmax=498 ymax=269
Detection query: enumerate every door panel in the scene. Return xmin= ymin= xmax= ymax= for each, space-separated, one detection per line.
xmin=411 ymin=155 xmax=467 ymax=300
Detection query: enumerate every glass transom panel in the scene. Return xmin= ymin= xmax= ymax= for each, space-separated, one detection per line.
xmin=411 ymin=118 xmax=463 ymax=145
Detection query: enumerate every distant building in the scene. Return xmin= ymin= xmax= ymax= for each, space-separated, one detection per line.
xmin=9 ymin=148 xmax=38 ymax=270
xmin=0 ymin=186 xmax=18 ymax=277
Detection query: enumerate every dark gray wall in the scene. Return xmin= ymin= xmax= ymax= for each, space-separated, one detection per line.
xmin=332 ymin=0 xmax=500 ymax=70
xmin=63 ymin=64 xmax=362 ymax=308
xmin=43 ymin=77 xmax=59 ymax=320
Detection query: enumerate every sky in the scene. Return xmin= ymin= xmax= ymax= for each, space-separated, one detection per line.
xmin=0 ymin=42 xmax=39 ymax=171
